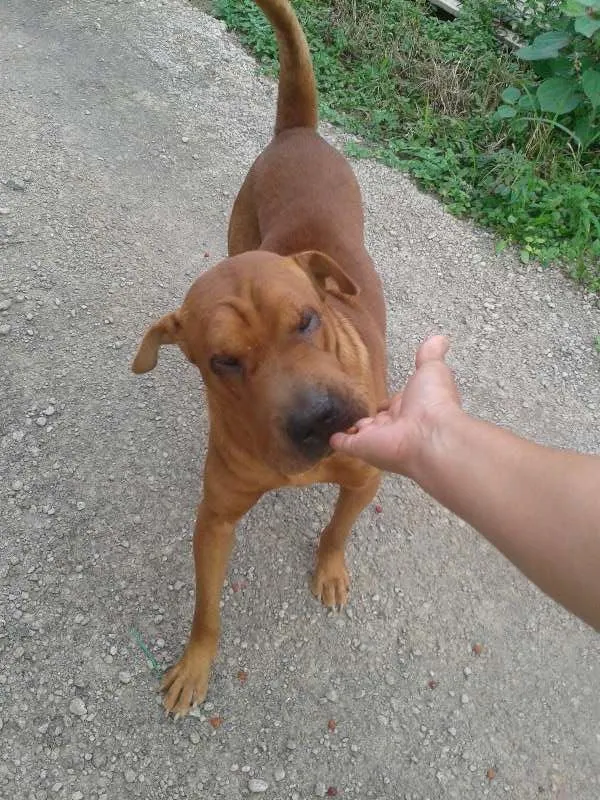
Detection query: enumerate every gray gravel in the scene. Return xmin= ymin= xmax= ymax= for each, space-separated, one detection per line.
xmin=1 ymin=1 xmax=599 ymax=799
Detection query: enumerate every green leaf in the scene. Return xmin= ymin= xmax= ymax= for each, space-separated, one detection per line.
xmin=574 ymin=15 xmax=600 ymax=38
xmin=574 ymin=116 xmax=593 ymax=147
xmin=516 ymin=43 xmax=560 ymax=60
xmin=494 ymin=105 xmax=517 ymax=119
xmin=532 ymin=56 xmax=572 ymax=79
xmin=502 ymin=86 xmax=521 ymax=104
xmin=582 ymin=68 xmax=600 ymax=107
xmin=517 ymin=94 xmax=536 ymax=110
xmin=561 ymin=0 xmax=588 ymax=16
xmin=537 ymin=77 xmax=582 ymax=114
xmin=520 ymin=249 xmax=530 ymax=264
xmin=532 ymin=31 xmax=572 ymax=49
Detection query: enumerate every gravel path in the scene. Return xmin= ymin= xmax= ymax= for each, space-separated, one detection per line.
xmin=1 ymin=1 xmax=599 ymax=798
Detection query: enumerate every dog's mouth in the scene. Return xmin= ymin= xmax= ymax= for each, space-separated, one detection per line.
xmin=284 ymin=387 xmax=367 ymax=464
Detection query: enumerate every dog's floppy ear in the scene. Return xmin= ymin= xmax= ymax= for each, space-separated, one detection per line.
xmin=293 ymin=250 xmax=359 ymax=298
xmin=132 ymin=311 xmax=182 ymax=374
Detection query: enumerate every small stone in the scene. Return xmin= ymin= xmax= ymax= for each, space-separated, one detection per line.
xmin=43 ymin=405 xmax=56 ymax=416
xmin=0 ymin=299 xmax=12 ymax=311
xmin=486 ymin=767 xmax=497 ymax=781
xmin=119 ymin=671 xmax=132 ymax=684
xmin=315 ymin=782 xmax=327 ymax=797
xmin=326 ymin=688 xmax=338 ymax=702
xmin=72 ymin=793 xmax=83 ymax=800
xmin=76 ymin=501 xmax=86 ymax=511
xmin=0 ymin=324 xmax=11 ymax=335
xmin=0 ymin=208 xmax=10 ymax=215
xmin=124 ymin=769 xmax=136 ymax=783
xmin=463 ymin=666 xmax=472 ymax=677
xmin=6 ymin=178 xmax=26 ymax=191
xmin=461 ymin=693 xmax=469 ymax=705
xmin=447 ymin=726 xmax=457 ymax=737
xmin=181 ymin=135 xmax=190 ymax=143
xmin=286 ymin=739 xmax=297 ymax=750
xmin=248 ymin=778 xmax=268 ymax=793
xmin=11 ymin=480 xmax=23 ymax=491
xmin=69 ymin=698 xmax=87 ymax=717
xmin=36 ymin=416 xmax=47 ymax=427
xmin=274 ymin=768 xmax=285 ymax=782
xmin=190 ymin=731 xmax=200 ymax=744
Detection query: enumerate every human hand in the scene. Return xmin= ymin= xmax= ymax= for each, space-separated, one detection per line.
xmin=331 ymin=336 xmax=462 ymax=476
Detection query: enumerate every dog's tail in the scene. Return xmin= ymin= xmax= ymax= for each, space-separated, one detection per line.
xmin=253 ymin=0 xmax=318 ymax=133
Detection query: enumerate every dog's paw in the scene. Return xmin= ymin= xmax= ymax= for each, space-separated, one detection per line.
xmin=160 ymin=643 xmax=213 ymax=718
xmin=312 ymin=551 xmax=350 ymax=609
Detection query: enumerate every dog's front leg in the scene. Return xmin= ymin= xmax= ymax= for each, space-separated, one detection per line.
xmin=162 ymin=486 xmax=261 ymax=718
xmin=313 ymin=470 xmax=380 ymax=609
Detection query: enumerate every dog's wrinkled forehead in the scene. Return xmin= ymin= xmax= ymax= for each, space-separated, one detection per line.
xmin=182 ymin=254 xmax=321 ymax=352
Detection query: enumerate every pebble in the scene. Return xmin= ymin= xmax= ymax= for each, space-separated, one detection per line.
xmin=6 ymin=177 xmax=26 ymax=191
xmin=0 ymin=207 xmax=10 ymax=215
xmin=286 ymin=739 xmax=297 ymax=750
xmin=36 ymin=416 xmax=47 ymax=427
xmin=461 ymin=693 xmax=470 ymax=705
xmin=43 ymin=405 xmax=56 ymax=416
xmin=463 ymin=667 xmax=472 ymax=677
xmin=72 ymin=793 xmax=83 ymax=800
xmin=326 ymin=688 xmax=339 ymax=702
xmin=0 ymin=324 xmax=11 ymax=335
xmin=119 ymin=671 xmax=132 ymax=684
xmin=248 ymin=778 xmax=268 ymax=793
xmin=274 ymin=767 xmax=285 ymax=781
xmin=315 ymin=783 xmax=327 ymax=797
xmin=181 ymin=135 xmax=190 ymax=143
xmin=69 ymin=698 xmax=87 ymax=717
xmin=124 ymin=769 xmax=136 ymax=783
xmin=190 ymin=731 xmax=200 ymax=744
xmin=0 ymin=299 xmax=12 ymax=311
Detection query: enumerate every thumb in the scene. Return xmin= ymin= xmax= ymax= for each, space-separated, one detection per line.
xmin=415 ymin=335 xmax=450 ymax=369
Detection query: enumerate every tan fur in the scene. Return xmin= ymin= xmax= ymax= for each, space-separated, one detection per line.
xmin=133 ymin=0 xmax=387 ymax=717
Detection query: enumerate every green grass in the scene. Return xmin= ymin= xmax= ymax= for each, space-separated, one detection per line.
xmin=210 ymin=0 xmax=600 ymax=292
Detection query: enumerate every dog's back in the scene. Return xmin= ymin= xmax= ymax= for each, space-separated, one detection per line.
xmin=229 ymin=0 xmax=385 ymax=330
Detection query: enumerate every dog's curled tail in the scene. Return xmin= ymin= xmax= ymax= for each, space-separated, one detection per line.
xmin=253 ymin=0 xmax=318 ymax=133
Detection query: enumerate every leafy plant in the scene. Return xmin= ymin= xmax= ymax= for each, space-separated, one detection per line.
xmin=494 ymin=1 xmax=600 ymax=151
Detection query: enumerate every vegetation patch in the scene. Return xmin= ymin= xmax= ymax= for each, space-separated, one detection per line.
xmin=211 ymin=0 xmax=600 ymax=292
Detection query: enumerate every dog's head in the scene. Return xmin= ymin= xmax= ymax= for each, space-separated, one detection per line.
xmin=132 ymin=250 xmax=371 ymax=474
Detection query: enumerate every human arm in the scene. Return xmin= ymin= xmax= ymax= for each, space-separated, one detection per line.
xmin=331 ymin=336 xmax=600 ymax=629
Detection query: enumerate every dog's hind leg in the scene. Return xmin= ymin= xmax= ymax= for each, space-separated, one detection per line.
xmin=312 ymin=470 xmax=381 ymax=608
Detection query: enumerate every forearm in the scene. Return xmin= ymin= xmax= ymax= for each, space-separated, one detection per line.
xmin=414 ymin=410 xmax=600 ymax=629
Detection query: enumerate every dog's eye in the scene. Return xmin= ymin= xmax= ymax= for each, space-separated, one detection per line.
xmin=210 ymin=355 xmax=242 ymax=375
xmin=297 ymin=309 xmax=320 ymax=334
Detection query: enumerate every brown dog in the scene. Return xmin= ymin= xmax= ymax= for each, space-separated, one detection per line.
xmin=132 ymin=0 xmax=387 ymax=717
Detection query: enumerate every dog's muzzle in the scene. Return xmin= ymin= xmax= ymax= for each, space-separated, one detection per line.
xmin=285 ymin=387 xmax=365 ymax=462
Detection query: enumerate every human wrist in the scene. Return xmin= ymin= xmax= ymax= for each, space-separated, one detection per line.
xmin=407 ymin=404 xmax=468 ymax=489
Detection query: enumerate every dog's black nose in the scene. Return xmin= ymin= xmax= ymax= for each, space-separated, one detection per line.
xmin=286 ymin=388 xmax=354 ymax=461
